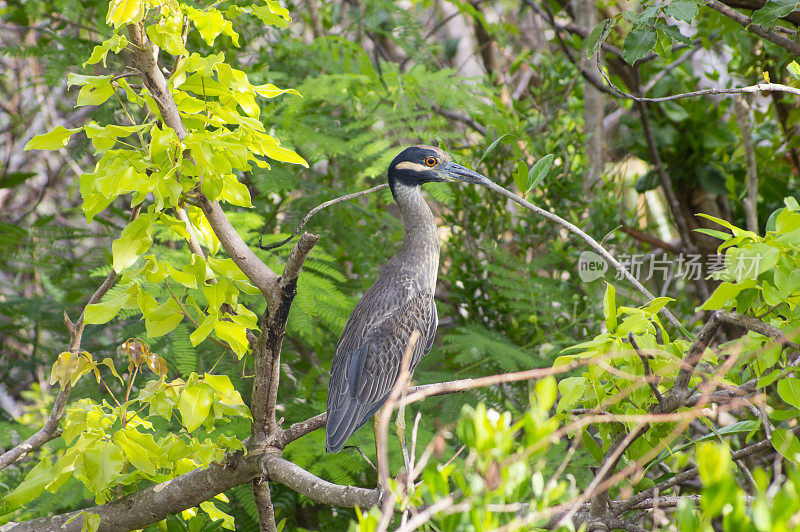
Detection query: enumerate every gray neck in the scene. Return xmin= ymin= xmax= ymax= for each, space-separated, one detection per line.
xmin=392 ymin=183 xmax=440 ymax=288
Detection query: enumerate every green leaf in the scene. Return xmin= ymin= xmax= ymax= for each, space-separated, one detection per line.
xmin=106 ymin=0 xmax=142 ymax=28
xmin=526 ymin=154 xmax=554 ymax=194
xmin=622 ymin=29 xmax=656 ymax=65
xmin=512 ymin=160 xmax=528 ymax=194
xmin=476 ymin=134 xmax=513 ymax=170
xmin=789 ymin=61 xmax=800 ymax=80
xmin=3 ymin=459 xmax=55 ymax=508
xmin=185 ymin=6 xmax=240 ymax=46
xmin=751 ymin=0 xmax=800 ymax=29
xmin=245 ymin=1 xmax=292 ymax=28
xmin=76 ymin=440 xmax=124 ymax=494
xmin=84 ymin=294 xmax=128 ymax=325
xmin=694 ymin=228 xmax=732 ymax=240
xmin=586 ymin=19 xmax=615 ymax=59
xmin=190 ymin=314 xmax=215 ymax=346
xmin=0 ymin=171 xmax=36 ymax=188
xmin=666 ymin=0 xmax=698 ymax=22
xmin=178 ymin=381 xmax=214 ymax=431
xmin=80 ymin=512 xmax=101 ymax=532
xmin=778 ymin=378 xmax=800 ymax=409
xmin=773 ymin=428 xmax=800 ymax=463
xmin=699 ymin=280 xmax=756 ymax=310
xmin=641 ymin=297 xmax=675 ymax=316
xmin=24 ymin=125 xmax=80 ymax=151
xmin=112 ymin=215 xmax=154 ymax=272
xmin=557 ymin=376 xmax=587 ymax=412
xmin=69 ymin=75 xmax=115 ymax=107
xmin=603 ymin=282 xmax=617 ymax=333
xmin=214 ymin=320 xmax=249 ymax=357
xmin=253 ymin=83 xmax=301 ymax=98
xmin=114 ymin=428 xmax=158 ymax=475
xmin=581 ymin=428 xmax=603 ymax=462
xmin=83 ymin=34 xmax=128 ymax=68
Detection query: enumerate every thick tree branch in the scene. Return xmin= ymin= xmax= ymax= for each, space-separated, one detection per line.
xmin=706 ymin=0 xmax=800 ymax=55
xmin=252 ymin=232 xmax=319 ymax=446
xmin=4 ymin=452 xmax=262 ymax=532
xmin=196 ymin=195 xmax=280 ymax=299
xmin=6 ymin=447 xmax=380 ymax=531
xmin=263 ymin=454 xmax=379 ymax=508
xmin=253 ymin=478 xmax=278 ymax=532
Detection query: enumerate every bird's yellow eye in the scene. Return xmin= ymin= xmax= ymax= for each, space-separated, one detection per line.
xmin=424 ymin=156 xmax=437 ymax=167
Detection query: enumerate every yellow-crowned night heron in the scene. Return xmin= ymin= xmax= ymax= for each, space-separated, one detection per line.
xmin=325 ymin=145 xmax=491 ymax=453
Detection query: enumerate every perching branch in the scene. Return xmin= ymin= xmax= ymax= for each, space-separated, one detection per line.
xmin=5 ymin=446 xmax=379 ymax=532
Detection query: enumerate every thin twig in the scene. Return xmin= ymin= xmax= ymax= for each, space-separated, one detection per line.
xmin=629 ymin=333 xmax=663 ymax=403
xmin=733 ymin=96 xmax=759 ymax=233
xmin=258 ymin=184 xmax=389 ymax=251
xmin=377 ymin=330 xmax=419 ymax=532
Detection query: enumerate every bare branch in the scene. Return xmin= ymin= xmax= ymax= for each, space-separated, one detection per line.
xmin=629 ymin=333 xmax=663 ymax=403
xmin=263 ymin=454 xmax=379 ymax=508
xmin=4 ymin=452 xmax=262 ymax=532
xmin=428 ymin=104 xmax=487 ymax=135
xmin=598 ymin=55 xmax=800 ymax=102
xmin=718 ymin=311 xmax=799 ymax=349
xmin=480 ymin=180 xmax=687 ymax=334
xmin=253 ymin=478 xmax=278 ymax=532
xmin=706 ymin=0 xmax=800 ymax=55
xmin=673 ymin=311 xmax=722 ymax=393
xmin=197 ymin=194 xmax=279 ymax=299
xmin=733 ymin=97 xmax=759 ymax=233
xmin=377 ymin=331 xmax=419 ymax=532
xmin=259 ymin=184 xmax=389 ymax=251
xmin=619 ymin=225 xmax=682 ymax=254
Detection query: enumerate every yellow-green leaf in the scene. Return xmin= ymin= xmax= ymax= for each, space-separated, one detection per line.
xmin=178 ymin=382 xmax=213 ymax=431
xmin=106 ymin=0 xmax=142 ymax=28
xmin=24 ymin=125 xmax=80 ymax=151
xmin=112 ymin=215 xmax=154 ymax=272
xmin=603 ymin=282 xmax=617 ymax=333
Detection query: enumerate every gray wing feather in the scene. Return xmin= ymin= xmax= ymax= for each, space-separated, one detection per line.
xmin=326 ymin=267 xmax=437 ymax=453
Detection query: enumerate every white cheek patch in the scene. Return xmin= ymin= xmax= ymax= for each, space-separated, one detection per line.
xmin=395 ymin=161 xmax=430 ymax=172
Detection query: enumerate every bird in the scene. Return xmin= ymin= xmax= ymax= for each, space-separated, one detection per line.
xmin=325 ymin=145 xmax=491 ymax=453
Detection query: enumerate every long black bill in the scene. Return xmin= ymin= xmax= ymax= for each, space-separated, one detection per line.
xmin=442 ymin=162 xmax=492 ymax=186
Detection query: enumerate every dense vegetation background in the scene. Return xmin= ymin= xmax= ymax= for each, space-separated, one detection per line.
xmin=1 ymin=0 xmax=800 ymax=530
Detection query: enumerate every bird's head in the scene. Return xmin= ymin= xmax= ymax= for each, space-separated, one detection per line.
xmin=387 ymin=145 xmax=491 ymax=197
